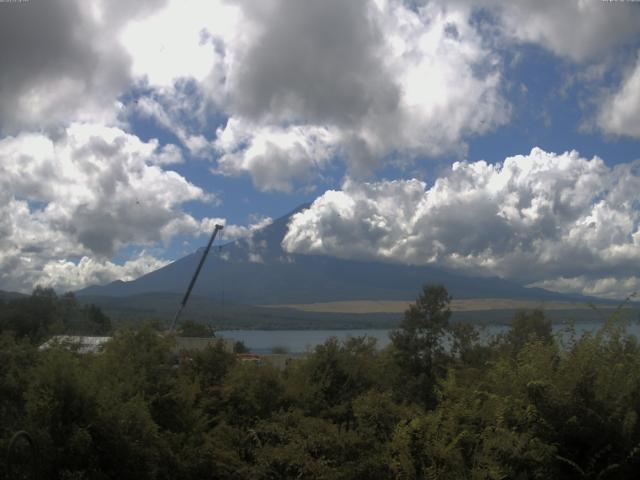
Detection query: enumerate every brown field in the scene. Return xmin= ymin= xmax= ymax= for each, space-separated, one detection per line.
xmin=262 ymin=298 xmax=607 ymax=314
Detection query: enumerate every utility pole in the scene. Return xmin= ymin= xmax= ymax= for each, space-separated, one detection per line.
xmin=171 ymin=224 xmax=224 ymax=332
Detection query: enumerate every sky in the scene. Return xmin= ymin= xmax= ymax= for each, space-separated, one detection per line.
xmin=1 ymin=0 xmax=640 ymax=299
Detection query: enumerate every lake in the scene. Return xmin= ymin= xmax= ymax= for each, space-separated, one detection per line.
xmin=219 ymin=320 xmax=640 ymax=354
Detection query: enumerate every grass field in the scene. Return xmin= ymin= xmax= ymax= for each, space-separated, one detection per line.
xmin=80 ymin=293 xmax=632 ymax=329
xmin=262 ymin=298 xmax=614 ymax=314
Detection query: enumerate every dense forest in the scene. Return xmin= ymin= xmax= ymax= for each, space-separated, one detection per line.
xmin=0 ymin=287 xmax=112 ymax=341
xmin=1 ymin=285 xmax=640 ymax=479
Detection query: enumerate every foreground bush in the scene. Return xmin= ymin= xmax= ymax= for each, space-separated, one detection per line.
xmin=1 ymin=286 xmax=640 ymax=479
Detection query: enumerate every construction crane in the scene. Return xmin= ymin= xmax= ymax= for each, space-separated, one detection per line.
xmin=171 ymin=224 xmax=224 ymax=331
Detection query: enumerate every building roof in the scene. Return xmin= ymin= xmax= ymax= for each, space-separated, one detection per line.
xmin=174 ymin=336 xmax=235 ymax=353
xmin=39 ymin=335 xmax=112 ymax=354
xmin=39 ymin=334 xmax=236 ymax=355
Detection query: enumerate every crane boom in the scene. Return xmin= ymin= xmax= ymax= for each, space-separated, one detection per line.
xmin=171 ymin=224 xmax=224 ymax=331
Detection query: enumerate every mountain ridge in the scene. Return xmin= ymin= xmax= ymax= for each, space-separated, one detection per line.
xmin=0 ymin=290 xmax=28 ymax=301
xmin=77 ymin=204 xmax=606 ymax=306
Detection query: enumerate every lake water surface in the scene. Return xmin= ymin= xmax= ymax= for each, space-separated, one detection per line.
xmin=219 ymin=320 xmax=640 ymax=354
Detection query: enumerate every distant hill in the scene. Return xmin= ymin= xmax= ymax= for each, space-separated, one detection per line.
xmin=79 ymin=291 xmax=630 ymax=330
xmin=77 ymin=205 xmax=602 ymax=306
xmin=0 ymin=290 xmax=27 ymax=301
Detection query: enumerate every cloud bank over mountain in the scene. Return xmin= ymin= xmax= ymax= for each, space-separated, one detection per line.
xmin=1 ymin=0 xmax=640 ymax=297
xmin=284 ymin=148 xmax=640 ymax=299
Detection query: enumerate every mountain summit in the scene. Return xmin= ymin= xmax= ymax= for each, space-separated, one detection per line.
xmin=77 ymin=205 xmax=586 ymax=304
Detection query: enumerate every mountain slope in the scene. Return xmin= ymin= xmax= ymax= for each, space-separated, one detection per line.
xmin=0 ymin=290 xmax=27 ymax=301
xmin=77 ymin=205 xmax=595 ymax=305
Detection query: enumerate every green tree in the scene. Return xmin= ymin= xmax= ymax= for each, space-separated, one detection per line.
xmin=86 ymin=304 xmax=112 ymax=335
xmin=290 ymin=336 xmax=380 ymax=428
xmin=0 ymin=287 xmax=62 ymax=342
xmin=0 ymin=334 xmax=38 ymax=447
xmin=233 ymin=340 xmax=250 ymax=353
xmin=501 ymin=309 xmax=553 ymax=355
xmin=449 ymin=321 xmax=488 ymax=365
xmin=179 ymin=319 xmax=213 ymax=337
xmin=390 ymin=284 xmax=452 ymax=408
xmin=221 ymin=363 xmax=287 ymax=428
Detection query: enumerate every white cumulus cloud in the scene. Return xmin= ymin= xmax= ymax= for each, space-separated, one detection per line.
xmin=283 ymin=147 xmax=640 ymax=298
xmin=120 ymin=0 xmax=509 ymax=191
xmin=471 ymin=0 xmax=640 ymax=62
xmin=217 ymin=0 xmax=508 ymax=189
xmin=597 ymin=54 xmax=640 ymax=138
xmin=213 ymin=120 xmax=341 ymax=192
xmin=36 ymin=252 xmax=170 ymax=293
xmin=115 ymin=0 xmax=640 ymax=194
xmin=530 ymin=276 xmax=640 ymax=301
xmin=0 ymin=123 xmax=219 ymax=292
xmin=0 ymin=0 xmax=169 ymax=133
